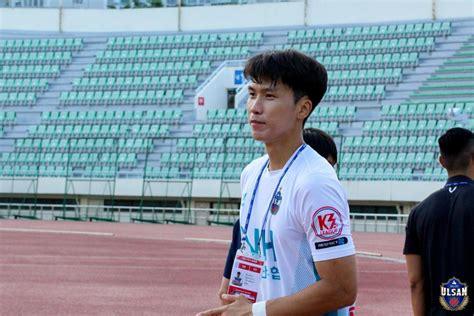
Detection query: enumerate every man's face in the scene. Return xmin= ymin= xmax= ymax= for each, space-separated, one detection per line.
xmin=247 ymin=80 xmax=307 ymax=145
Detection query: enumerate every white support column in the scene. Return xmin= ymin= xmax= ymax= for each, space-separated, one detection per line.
xmin=191 ymin=201 xmax=211 ymax=225
xmin=79 ymin=197 xmax=105 ymax=219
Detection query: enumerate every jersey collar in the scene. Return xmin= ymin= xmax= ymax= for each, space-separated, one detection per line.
xmin=446 ymin=175 xmax=473 ymax=186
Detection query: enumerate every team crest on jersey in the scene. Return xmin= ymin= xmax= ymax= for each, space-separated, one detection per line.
xmin=311 ymin=206 xmax=343 ymax=240
xmin=271 ymin=188 xmax=282 ymax=215
xmin=439 ymin=277 xmax=469 ymax=311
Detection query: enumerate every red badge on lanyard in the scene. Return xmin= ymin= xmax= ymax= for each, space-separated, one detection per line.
xmin=227 ymin=249 xmax=265 ymax=303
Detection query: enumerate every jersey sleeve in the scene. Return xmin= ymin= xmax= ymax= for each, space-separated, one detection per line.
xmin=295 ymin=173 xmax=355 ymax=262
xmin=223 ymin=219 xmax=241 ymax=279
xmin=403 ymin=206 xmax=421 ymax=255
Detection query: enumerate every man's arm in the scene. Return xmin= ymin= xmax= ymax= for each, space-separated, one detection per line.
xmin=266 ymin=254 xmax=357 ymax=315
xmin=405 ymin=254 xmax=425 ymax=316
xmin=197 ymin=254 xmax=357 ymax=316
xmin=218 ymin=220 xmax=241 ymax=305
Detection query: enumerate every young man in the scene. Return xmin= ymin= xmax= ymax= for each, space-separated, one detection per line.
xmin=218 ymin=127 xmax=340 ymax=305
xmin=197 ymin=50 xmax=357 ymax=316
xmin=404 ymin=127 xmax=474 ymax=316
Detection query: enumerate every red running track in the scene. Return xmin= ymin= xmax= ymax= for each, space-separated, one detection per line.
xmin=0 ymin=220 xmax=410 ymax=315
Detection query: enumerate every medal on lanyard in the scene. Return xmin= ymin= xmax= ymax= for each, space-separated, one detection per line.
xmin=227 ymin=144 xmax=306 ymax=302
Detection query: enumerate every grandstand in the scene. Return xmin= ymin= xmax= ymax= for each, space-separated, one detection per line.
xmin=0 ymin=2 xmax=473 ymax=224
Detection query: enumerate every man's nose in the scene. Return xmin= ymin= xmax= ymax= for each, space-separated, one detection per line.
xmin=248 ymin=96 xmax=263 ymax=114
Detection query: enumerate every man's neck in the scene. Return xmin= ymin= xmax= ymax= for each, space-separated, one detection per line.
xmin=447 ymin=171 xmax=473 ymax=180
xmin=265 ymin=136 xmax=304 ymax=171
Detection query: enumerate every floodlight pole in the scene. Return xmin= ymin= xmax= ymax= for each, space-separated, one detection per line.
xmin=304 ymin=0 xmax=308 ymax=27
xmin=138 ymin=138 xmax=151 ymax=219
xmin=59 ymin=0 xmax=63 ymax=33
xmin=177 ymin=0 xmax=182 ymax=32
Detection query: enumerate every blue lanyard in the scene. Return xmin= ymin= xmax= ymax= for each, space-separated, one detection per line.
xmin=241 ymin=144 xmax=307 ymax=250
xmin=445 ymin=182 xmax=471 ymax=188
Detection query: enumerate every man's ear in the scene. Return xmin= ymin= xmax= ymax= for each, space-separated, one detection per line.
xmin=439 ymin=155 xmax=446 ymax=169
xmin=297 ymin=97 xmax=312 ymax=121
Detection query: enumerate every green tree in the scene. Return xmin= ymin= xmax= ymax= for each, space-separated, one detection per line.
xmin=150 ymin=0 xmax=162 ymax=7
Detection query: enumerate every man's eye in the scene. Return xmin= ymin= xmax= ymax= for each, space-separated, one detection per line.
xmin=266 ymin=94 xmax=275 ymax=98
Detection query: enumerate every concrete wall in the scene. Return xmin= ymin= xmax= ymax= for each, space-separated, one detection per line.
xmin=307 ymin=0 xmax=432 ymax=25
xmin=180 ymin=2 xmax=303 ymax=31
xmin=436 ymin=0 xmax=474 ymax=19
xmin=194 ymin=64 xmax=245 ymax=120
xmin=1 ymin=0 xmax=472 ymax=32
xmin=0 ymin=8 xmax=59 ymax=32
xmin=62 ymin=8 xmax=179 ymax=32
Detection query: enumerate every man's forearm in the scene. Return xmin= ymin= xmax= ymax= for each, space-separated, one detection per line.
xmin=405 ymin=254 xmax=425 ymax=316
xmin=265 ymin=277 xmax=356 ymax=316
xmin=410 ymin=281 xmax=425 ymax=316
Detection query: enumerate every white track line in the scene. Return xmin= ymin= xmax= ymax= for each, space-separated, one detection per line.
xmin=357 ymin=253 xmax=405 ymax=263
xmin=184 ymin=237 xmax=231 ymax=244
xmin=356 ymin=251 xmax=382 ymax=257
xmin=0 ymin=228 xmax=114 ymax=236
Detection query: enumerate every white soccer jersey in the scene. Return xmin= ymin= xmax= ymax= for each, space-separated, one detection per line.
xmin=239 ymin=146 xmax=355 ymax=316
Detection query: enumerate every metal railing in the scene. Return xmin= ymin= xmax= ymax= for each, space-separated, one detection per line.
xmin=350 ymin=212 xmax=408 ymax=233
xmin=0 ymin=202 xmax=241 ymax=226
xmin=0 ymin=202 xmax=408 ymax=233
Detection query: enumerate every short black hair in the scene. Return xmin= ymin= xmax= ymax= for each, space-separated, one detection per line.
xmin=303 ymin=128 xmax=338 ymax=165
xmin=244 ymin=49 xmax=328 ymax=125
xmin=438 ymin=127 xmax=474 ymax=171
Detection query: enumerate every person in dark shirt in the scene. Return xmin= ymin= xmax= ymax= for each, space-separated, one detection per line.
xmin=217 ymin=127 xmax=339 ymax=305
xmin=404 ymin=127 xmax=474 ymax=316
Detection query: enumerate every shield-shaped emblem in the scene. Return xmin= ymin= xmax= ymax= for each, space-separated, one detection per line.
xmin=439 ymin=277 xmax=469 ymax=311
xmin=271 ymin=189 xmax=282 ymax=215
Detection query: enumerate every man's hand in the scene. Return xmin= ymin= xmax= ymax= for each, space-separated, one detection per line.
xmin=217 ymin=277 xmax=231 ymax=306
xmin=196 ymin=294 xmax=253 ymax=316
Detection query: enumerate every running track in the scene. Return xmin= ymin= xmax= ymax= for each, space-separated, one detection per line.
xmin=0 ymin=220 xmax=410 ymax=315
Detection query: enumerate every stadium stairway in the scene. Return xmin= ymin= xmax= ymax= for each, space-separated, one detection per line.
xmin=40 ymin=37 xmax=108 ymax=106
xmin=258 ymin=29 xmax=288 ymax=51
xmin=352 ymin=19 xmax=472 ymax=121
xmin=400 ymin=20 xmax=473 ymax=103
xmin=410 ymin=43 xmax=474 ymax=101
xmin=375 ymin=22 xmax=467 ymax=103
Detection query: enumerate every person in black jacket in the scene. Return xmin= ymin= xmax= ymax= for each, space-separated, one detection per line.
xmin=404 ymin=127 xmax=474 ymax=315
